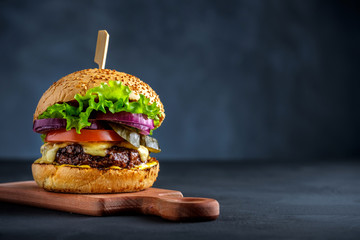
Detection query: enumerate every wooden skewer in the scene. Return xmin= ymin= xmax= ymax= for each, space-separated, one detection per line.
xmin=94 ymin=30 xmax=110 ymax=69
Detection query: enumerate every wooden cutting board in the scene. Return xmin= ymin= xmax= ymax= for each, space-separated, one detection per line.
xmin=0 ymin=181 xmax=219 ymax=221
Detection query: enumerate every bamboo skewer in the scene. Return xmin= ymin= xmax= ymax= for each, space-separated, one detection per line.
xmin=94 ymin=30 xmax=110 ymax=69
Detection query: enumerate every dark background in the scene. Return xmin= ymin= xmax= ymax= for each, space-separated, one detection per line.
xmin=0 ymin=0 xmax=359 ymax=161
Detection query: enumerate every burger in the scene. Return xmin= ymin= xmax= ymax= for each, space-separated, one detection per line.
xmin=32 ymin=68 xmax=164 ymax=193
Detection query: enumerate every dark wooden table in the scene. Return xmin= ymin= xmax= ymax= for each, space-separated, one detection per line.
xmin=1 ymin=160 xmax=360 ymax=240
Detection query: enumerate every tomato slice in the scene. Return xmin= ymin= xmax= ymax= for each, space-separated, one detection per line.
xmin=45 ymin=129 xmax=124 ymax=142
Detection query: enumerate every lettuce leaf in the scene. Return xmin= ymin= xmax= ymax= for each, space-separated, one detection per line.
xmin=40 ymin=134 xmax=46 ymax=142
xmin=38 ymin=81 xmax=162 ymax=134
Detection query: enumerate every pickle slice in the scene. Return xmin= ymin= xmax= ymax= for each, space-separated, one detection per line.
xmin=109 ymin=123 xmax=161 ymax=153
xmin=140 ymin=135 xmax=161 ymax=153
xmin=109 ymin=123 xmax=140 ymax=148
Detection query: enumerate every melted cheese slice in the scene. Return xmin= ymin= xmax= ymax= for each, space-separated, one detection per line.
xmin=35 ymin=142 xmax=149 ymax=164
xmin=55 ymin=160 xmax=158 ymax=170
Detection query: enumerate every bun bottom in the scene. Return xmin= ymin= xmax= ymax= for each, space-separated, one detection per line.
xmin=32 ymin=161 xmax=159 ymax=193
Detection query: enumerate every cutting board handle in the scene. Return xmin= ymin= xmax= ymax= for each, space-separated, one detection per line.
xmin=141 ymin=196 xmax=220 ymax=221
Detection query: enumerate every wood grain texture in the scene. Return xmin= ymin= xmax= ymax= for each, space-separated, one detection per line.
xmin=0 ymin=181 xmax=219 ymax=221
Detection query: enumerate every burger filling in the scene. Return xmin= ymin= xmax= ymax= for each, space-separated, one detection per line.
xmin=55 ymin=144 xmax=142 ymax=169
xmin=34 ymin=142 xmax=156 ymax=170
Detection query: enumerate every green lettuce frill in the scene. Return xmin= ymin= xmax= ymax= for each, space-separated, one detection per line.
xmin=38 ymin=81 xmax=162 ymax=134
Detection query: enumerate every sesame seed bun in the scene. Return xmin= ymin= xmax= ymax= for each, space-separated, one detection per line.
xmin=31 ymin=160 xmax=159 ymax=193
xmin=33 ymin=68 xmax=165 ymax=126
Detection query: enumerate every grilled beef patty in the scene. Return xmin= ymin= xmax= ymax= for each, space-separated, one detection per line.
xmin=55 ymin=144 xmax=142 ymax=169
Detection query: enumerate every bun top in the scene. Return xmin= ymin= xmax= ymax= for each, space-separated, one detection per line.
xmin=34 ymin=68 xmax=165 ymax=126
